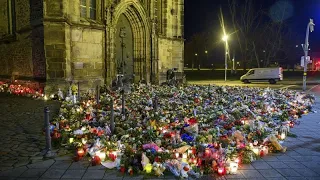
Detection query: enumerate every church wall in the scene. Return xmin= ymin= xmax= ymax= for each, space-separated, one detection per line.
xmin=0 ymin=0 xmax=34 ymax=79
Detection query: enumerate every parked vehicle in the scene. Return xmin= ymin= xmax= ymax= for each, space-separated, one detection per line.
xmin=240 ymin=67 xmax=283 ymax=84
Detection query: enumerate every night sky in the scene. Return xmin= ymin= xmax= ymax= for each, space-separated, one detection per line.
xmin=185 ymin=0 xmax=320 ymax=52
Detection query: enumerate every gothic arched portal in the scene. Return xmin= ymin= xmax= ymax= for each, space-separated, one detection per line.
xmin=108 ymin=1 xmax=151 ymax=83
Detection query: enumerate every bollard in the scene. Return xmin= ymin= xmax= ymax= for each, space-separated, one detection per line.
xmin=110 ymin=98 xmax=115 ymax=134
xmin=153 ymin=96 xmax=158 ymax=111
xmin=96 ymin=84 xmax=100 ymax=104
xmin=43 ymin=107 xmax=54 ymax=158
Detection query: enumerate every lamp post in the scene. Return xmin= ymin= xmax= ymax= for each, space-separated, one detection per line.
xmin=205 ymin=50 xmax=208 ymax=69
xmin=193 ymin=53 xmax=197 ymax=70
xmin=302 ymin=19 xmax=315 ymax=91
xmin=222 ymin=35 xmax=229 ymax=81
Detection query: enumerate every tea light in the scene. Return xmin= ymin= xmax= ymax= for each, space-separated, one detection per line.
xmin=96 ymin=151 xmax=106 ymax=161
xmin=218 ymin=167 xmax=226 ymax=175
xmin=280 ymin=132 xmax=286 ymax=140
xmin=182 ymin=153 xmax=187 ymax=159
xmin=252 ymin=147 xmax=259 ymax=155
xmin=229 ymin=162 xmax=238 ymax=174
xmin=77 ymin=148 xmax=85 ymax=157
xmin=81 ymin=138 xmax=87 ymax=144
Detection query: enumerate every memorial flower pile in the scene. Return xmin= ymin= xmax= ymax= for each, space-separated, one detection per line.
xmin=48 ymin=84 xmax=314 ymax=178
xmin=0 ymin=81 xmax=44 ymax=98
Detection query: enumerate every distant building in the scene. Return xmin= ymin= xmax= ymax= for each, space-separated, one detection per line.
xmin=0 ymin=0 xmax=184 ymax=91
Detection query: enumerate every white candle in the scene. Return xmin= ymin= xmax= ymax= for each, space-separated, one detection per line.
xmin=96 ymin=151 xmax=106 ymax=161
xmin=230 ymin=162 xmax=238 ymax=174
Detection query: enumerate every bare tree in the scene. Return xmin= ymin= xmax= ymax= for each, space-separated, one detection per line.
xmin=228 ymin=0 xmax=263 ymax=70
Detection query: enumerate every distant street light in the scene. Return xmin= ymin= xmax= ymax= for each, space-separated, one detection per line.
xmin=205 ymin=50 xmax=208 ymax=69
xmin=302 ymin=19 xmax=315 ymax=91
xmin=222 ymin=35 xmax=229 ymax=81
xmin=192 ymin=53 xmax=198 ymax=70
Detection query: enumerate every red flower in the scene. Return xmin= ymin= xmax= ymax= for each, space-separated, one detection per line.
xmin=188 ymin=118 xmax=197 ymax=125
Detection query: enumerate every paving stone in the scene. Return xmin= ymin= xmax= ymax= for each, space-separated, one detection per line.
xmin=224 ymin=173 xmax=245 ymax=179
xmin=69 ymin=161 xmax=90 ymax=170
xmin=50 ymin=160 xmax=72 ymax=169
xmin=305 ymin=178 xmax=320 ymax=180
xmin=16 ymin=178 xmax=39 ymax=180
xmin=293 ymin=168 xmax=319 ymax=177
xmin=275 ymin=168 xmax=301 ymax=177
xmin=82 ymin=170 xmax=105 ymax=179
xmin=41 ymin=169 xmax=66 ymax=179
xmin=276 ymin=154 xmax=297 ymax=161
xmin=301 ymin=161 xmax=320 ymax=168
xmin=282 ymin=161 xmax=306 ymax=168
xmin=238 ymin=164 xmax=255 ymax=170
xmin=251 ymin=161 xmax=273 ymax=169
xmin=291 ymin=155 xmax=314 ymax=162
xmin=239 ymin=170 xmax=264 ymax=178
xmin=258 ymin=169 xmax=283 ymax=178
xmin=0 ymin=166 xmax=28 ymax=177
xmin=266 ymin=161 xmax=289 ymax=169
xmin=14 ymin=160 xmax=31 ymax=167
xmin=20 ymin=168 xmax=47 ymax=178
xmin=61 ymin=169 xmax=86 ymax=179
xmin=261 ymin=155 xmax=279 ymax=162
xmin=27 ymin=159 xmax=54 ymax=169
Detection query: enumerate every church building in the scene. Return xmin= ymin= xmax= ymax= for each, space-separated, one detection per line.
xmin=0 ymin=0 xmax=184 ymax=92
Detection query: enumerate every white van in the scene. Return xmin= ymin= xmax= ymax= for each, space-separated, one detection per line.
xmin=240 ymin=67 xmax=283 ymax=84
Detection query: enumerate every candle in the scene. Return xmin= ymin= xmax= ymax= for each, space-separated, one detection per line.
xmin=205 ymin=148 xmax=210 ymax=157
xmin=77 ymin=148 xmax=85 ymax=157
xmin=182 ymin=153 xmax=187 ymax=159
xmin=175 ymin=152 xmax=180 ymax=158
xmin=252 ymin=147 xmax=259 ymax=155
xmin=69 ymin=138 xmax=74 ymax=144
xmin=280 ymin=133 xmax=286 ymax=140
xmin=96 ymin=151 xmax=106 ymax=161
xmin=187 ymin=149 xmax=193 ymax=155
xmin=218 ymin=167 xmax=225 ymax=175
xmin=81 ymin=138 xmax=87 ymax=144
xmin=234 ymin=157 xmax=240 ymax=164
xmin=229 ymin=162 xmax=238 ymax=174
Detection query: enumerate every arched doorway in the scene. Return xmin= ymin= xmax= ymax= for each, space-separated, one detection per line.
xmin=107 ymin=1 xmax=150 ymax=83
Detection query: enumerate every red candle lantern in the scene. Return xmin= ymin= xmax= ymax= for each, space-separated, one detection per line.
xmin=260 ymin=149 xmax=264 ymax=157
xmin=289 ymin=121 xmax=294 ymax=128
xmin=85 ymin=113 xmax=91 ymax=120
xmin=77 ymin=148 xmax=85 ymax=157
xmin=120 ymin=165 xmax=125 ymax=174
xmin=205 ymin=148 xmax=210 ymax=157
xmin=91 ymin=156 xmax=101 ymax=166
xmin=218 ymin=167 xmax=226 ymax=176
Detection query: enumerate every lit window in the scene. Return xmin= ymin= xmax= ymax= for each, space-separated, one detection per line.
xmin=80 ymin=0 xmax=97 ymax=20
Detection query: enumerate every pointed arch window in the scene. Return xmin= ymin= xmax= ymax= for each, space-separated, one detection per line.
xmin=80 ymin=0 xmax=97 ymax=20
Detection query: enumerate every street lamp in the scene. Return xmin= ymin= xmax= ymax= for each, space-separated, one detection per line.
xmin=205 ymin=50 xmax=208 ymax=69
xmin=222 ymin=35 xmax=229 ymax=81
xmin=195 ymin=53 xmax=199 ymax=70
xmin=192 ymin=53 xmax=197 ymax=70
xmin=302 ymin=19 xmax=315 ymax=91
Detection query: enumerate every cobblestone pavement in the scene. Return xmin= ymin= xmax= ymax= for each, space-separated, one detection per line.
xmin=0 ymin=93 xmax=320 ymax=179
xmin=0 ymin=93 xmax=61 ymax=172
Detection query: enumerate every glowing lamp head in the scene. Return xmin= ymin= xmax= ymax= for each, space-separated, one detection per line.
xmin=222 ymin=35 xmax=229 ymax=41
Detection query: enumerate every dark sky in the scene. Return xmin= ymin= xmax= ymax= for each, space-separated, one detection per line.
xmin=185 ymin=0 xmax=320 ymax=51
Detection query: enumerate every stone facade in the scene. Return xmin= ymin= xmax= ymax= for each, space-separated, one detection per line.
xmin=0 ymin=0 xmax=184 ymax=92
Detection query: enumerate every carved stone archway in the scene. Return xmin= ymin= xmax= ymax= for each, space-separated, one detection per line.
xmin=106 ymin=0 xmax=151 ymax=84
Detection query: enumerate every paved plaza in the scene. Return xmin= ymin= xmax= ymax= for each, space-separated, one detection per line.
xmin=0 ymin=91 xmax=320 ymax=179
